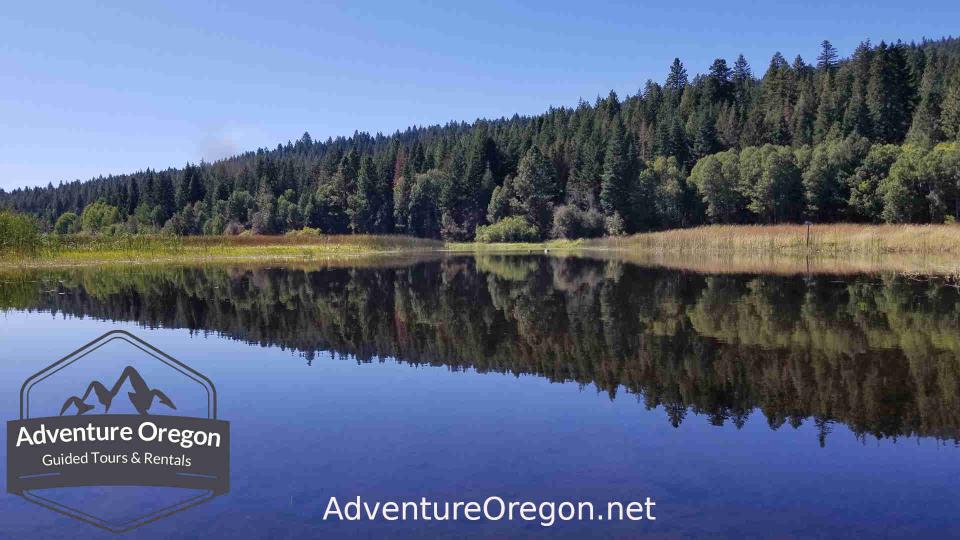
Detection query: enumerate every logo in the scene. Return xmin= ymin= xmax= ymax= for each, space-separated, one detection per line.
xmin=7 ymin=330 xmax=229 ymax=532
xmin=60 ymin=365 xmax=177 ymax=416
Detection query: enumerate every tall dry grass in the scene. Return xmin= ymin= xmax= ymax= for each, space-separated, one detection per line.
xmin=596 ymin=224 xmax=960 ymax=255
xmin=572 ymin=250 xmax=960 ymax=276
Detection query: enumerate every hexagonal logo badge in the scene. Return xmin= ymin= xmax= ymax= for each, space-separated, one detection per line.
xmin=6 ymin=330 xmax=229 ymax=533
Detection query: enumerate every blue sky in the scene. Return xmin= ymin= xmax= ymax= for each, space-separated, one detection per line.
xmin=1 ymin=1 xmax=957 ymax=191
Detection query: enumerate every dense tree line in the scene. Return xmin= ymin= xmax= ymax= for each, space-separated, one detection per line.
xmin=2 ymin=256 xmax=958 ymax=443
xmin=3 ymin=37 xmax=960 ymax=239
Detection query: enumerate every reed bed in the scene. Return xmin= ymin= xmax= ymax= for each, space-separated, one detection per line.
xmin=595 ymin=224 xmax=960 ymax=255
xmin=573 ymin=250 xmax=960 ymax=277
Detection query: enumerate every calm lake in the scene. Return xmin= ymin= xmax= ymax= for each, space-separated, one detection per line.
xmin=1 ymin=254 xmax=958 ymax=538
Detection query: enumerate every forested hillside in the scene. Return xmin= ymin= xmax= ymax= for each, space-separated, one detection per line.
xmin=3 ymin=37 xmax=960 ymax=240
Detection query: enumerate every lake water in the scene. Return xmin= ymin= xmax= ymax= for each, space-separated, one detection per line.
xmin=0 ymin=254 xmax=958 ymax=538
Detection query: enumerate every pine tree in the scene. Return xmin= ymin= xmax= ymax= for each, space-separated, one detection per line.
xmin=705 ymin=58 xmax=733 ymax=103
xmin=393 ymin=159 xmax=415 ymax=233
xmin=813 ymin=76 xmax=838 ymax=142
xmin=761 ymin=52 xmax=796 ymax=145
xmin=692 ymin=110 xmax=719 ymax=160
xmin=793 ymin=78 xmax=817 ymax=145
xmin=907 ymin=51 xmax=946 ymax=145
xmin=566 ymin=147 xmax=594 ymax=208
xmin=177 ymin=164 xmax=205 ymax=208
xmin=348 ymin=156 xmax=379 ymax=233
xmin=732 ymin=54 xmax=753 ymax=117
xmin=716 ymin=103 xmax=739 ymax=147
xmin=375 ymin=160 xmax=394 ymax=233
xmin=816 ymin=40 xmax=839 ymax=71
xmin=843 ymin=84 xmax=872 ymax=138
xmin=155 ymin=172 xmax=176 ymax=223
xmin=600 ymin=120 xmax=631 ymax=218
xmin=940 ymin=73 xmax=960 ymax=140
xmin=511 ymin=147 xmax=557 ymax=236
xmin=456 ymin=132 xmax=490 ymax=234
xmin=665 ymin=58 xmax=688 ymax=96
xmin=299 ymin=131 xmax=313 ymax=148
xmin=867 ymin=42 xmax=916 ymax=143
xmin=127 ymin=178 xmax=139 ymax=216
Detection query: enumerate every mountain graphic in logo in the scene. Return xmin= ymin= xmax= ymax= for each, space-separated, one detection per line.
xmin=59 ymin=365 xmax=177 ymax=416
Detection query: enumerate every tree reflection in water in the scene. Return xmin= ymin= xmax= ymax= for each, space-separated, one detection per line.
xmin=2 ymin=255 xmax=959 ymax=445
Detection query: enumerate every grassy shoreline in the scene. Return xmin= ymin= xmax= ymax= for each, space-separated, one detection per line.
xmin=0 ymin=234 xmax=443 ymax=268
xmin=2 ymin=224 xmax=960 ymax=274
xmin=596 ymin=224 xmax=960 ymax=255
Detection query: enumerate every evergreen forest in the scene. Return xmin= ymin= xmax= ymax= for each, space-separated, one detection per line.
xmin=3 ymin=38 xmax=960 ymax=241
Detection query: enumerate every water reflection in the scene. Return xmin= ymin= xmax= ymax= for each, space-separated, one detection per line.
xmin=2 ymin=255 xmax=959 ymax=445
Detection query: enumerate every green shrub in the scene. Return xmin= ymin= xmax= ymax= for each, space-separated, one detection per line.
xmin=54 ymin=212 xmax=80 ymax=234
xmin=203 ymin=214 xmax=226 ymax=235
xmin=551 ymin=205 xmax=605 ymax=239
xmin=80 ymin=200 xmax=120 ymax=234
xmin=0 ymin=210 xmax=41 ymax=253
xmin=475 ymin=216 xmax=540 ymax=243
xmin=285 ymin=226 xmax=322 ymax=237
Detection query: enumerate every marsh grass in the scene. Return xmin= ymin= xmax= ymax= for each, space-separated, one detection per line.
xmin=1 ymin=234 xmax=442 ymax=267
xmin=4 ymin=224 xmax=960 ymax=275
xmin=596 ymin=224 xmax=960 ymax=255
xmin=572 ymin=250 xmax=960 ymax=277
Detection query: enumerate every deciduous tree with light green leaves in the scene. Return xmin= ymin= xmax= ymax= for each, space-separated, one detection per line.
xmin=80 ymin=200 xmax=120 ymax=234
xmin=54 ymin=212 xmax=80 ymax=234
xmin=688 ymin=150 xmax=746 ymax=223
xmin=880 ymin=145 xmax=930 ymax=223
xmin=848 ymin=144 xmax=902 ymax=221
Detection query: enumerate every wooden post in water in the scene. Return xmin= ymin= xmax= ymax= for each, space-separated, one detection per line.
xmin=804 ymin=221 xmax=812 ymax=251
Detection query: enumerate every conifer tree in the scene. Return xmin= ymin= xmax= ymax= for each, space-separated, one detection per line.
xmin=666 ymin=58 xmax=688 ymax=96
xmin=907 ymin=51 xmax=946 ymax=145
xmin=511 ymin=147 xmax=557 ymax=237
xmin=155 ymin=172 xmax=176 ymax=224
xmin=706 ymin=58 xmax=733 ymax=103
xmin=600 ymin=120 xmax=631 ymax=219
xmin=940 ymin=74 xmax=960 ymax=140
xmin=867 ymin=42 xmax=916 ymax=143
xmin=5 ymin=36 xmax=960 ymax=237
xmin=816 ymin=40 xmax=839 ymax=71
xmin=348 ymin=156 xmax=379 ymax=233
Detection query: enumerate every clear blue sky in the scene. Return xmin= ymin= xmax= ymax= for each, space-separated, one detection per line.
xmin=1 ymin=0 xmax=957 ymax=190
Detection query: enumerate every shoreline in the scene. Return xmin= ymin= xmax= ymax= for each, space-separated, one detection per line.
xmin=2 ymin=224 xmax=960 ymax=275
